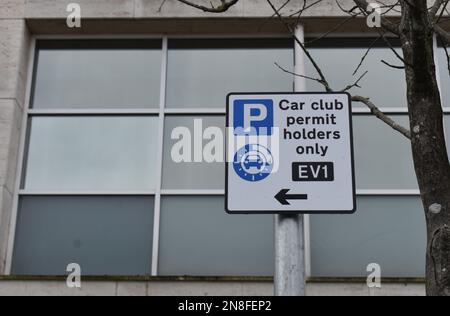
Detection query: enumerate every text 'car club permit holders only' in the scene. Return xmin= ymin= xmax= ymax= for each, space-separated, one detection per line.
xmin=226 ymin=92 xmax=356 ymax=214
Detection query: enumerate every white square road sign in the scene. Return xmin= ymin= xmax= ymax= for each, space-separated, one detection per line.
xmin=226 ymin=92 xmax=356 ymax=214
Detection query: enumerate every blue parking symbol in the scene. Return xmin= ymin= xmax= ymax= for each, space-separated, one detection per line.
xmin=233 ymin=99 xmax=273 ymax=135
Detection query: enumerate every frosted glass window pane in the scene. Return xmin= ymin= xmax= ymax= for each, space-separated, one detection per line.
xmin=23 ymin=116 xmax=159 ymax=191
xmin=158 ymin=196 xmax=274 ymax=276
xmin=354 ymin=115 xmax=415 ymax=189
xmin=162 ymin=116 xmax=226 ymax=190
xmin=167 ymin=39 xmax=294 ymax=108
xmin=32 ymin=40 xmax=162 ymax=109
xmin=12 ymin=196 xmax=154 ymax=276
xmin=311 ymin=196 xmax=426 ymax=277
xmin=306 ymin=42 xmax=407 ymax=107
xmin=354 ymin=115 xmax=450 ymax=190
xmin=437 ymin=46 xmax=450 ymax=107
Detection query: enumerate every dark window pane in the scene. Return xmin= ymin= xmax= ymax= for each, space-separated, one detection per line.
xmin=158 ymin=196 xmax=274 ymax=276
xmin=12 ymin=196 xmax=154 ymax=276
xmin=311 ymin=196 xmax=426 ymax=278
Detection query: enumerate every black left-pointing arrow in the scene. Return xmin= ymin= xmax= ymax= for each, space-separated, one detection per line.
xmin=275 ymin=189 xmax=308 ymax=205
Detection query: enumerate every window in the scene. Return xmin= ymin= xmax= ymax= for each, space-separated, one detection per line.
xmin=310 ymin=196 xmax=426 ymax=278
xmin=11 ymin=36 xmax=447 ymax=278
xmin=12 ymin=39 xmax=163 ymax=276
xmin=32 ymin=40 xmax=162 ymax=109
xmin=22 ymin=116 xmax=159 ymax=191
xmin=162 ymin=116 xmax=225 ymax=190
xmin=158 ymin=196 xmax=273 ymax=276
xmin=11 ymin=37 xmax=292 ymax=276
xmin=158 ymin=38 xmax=293 ymax=276
xmin=12 ymin=196 xmax=154 ymax=275
xmin=166 ymin=39 xmax=294 ymax=108
xmin=306 ymin=38 xmax=407 ymax=108
xmin=353 ymin=115 xmax=417 ymax=190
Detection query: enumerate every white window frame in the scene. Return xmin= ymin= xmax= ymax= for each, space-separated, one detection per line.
xmin=5 ymin=33 xmax=450 ymax=279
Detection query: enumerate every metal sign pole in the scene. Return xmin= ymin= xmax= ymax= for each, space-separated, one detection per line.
xmin=274 ymin=24 xmax=306 ymax=297
xmin=274 ymin=214 xmax=305 ymax=296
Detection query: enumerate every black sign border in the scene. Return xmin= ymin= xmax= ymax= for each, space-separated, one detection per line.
xmin=225 ymin=92 xmax=357 ymax=215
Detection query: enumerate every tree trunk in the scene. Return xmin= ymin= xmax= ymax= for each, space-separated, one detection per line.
xmin=399 ymin=0 xmax=450 ymax=296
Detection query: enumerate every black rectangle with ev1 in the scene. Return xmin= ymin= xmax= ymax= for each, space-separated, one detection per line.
xmin=292 ymin=162 xmax=334 ymax=182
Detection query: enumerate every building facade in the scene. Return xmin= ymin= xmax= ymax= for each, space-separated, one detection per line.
xmin=0 ymin=0 xmax=448 ymax=296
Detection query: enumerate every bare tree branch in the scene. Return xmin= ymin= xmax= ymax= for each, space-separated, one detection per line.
xmin=275 ymin=53 xmax=410 ymax=140
xmin=158 ymin=0 xmax=168 ymax=12
xmin=430 ymin=0 xmax=450 ymax=43
xmin=335 ymin=0 xmax=364 ymax=17
xmin=268 ymin=0 xmax=410 ymax=139
xmin=341 ymin=71 xmax=369 ymax=92
xmin=434 ymin=25 xmax=450 ymax=45
xmin=352 ymin=0 xmax=401 ymax=35
xmin=436 ymin=0 xmax=450 ymax=24
xmin=173 ymin=0 xmax=412 ymax=140
xmin=381 ymin=59 xmax=406 ymax=69
xmin=266 ymin=0 xmax=333 ymax=92
xmin=352 ymin=36 xmax=382 ymax=75
xmin=338 ymin=1 xmax=408 ymax=68
xmin=258 ymin=0 xmax=293 ymax=32
xmin=305 ymin=14 xmax=358 ymax=46
xmin=288 ymin=0 xmax=325 ymax=19
xmin=352 ymin=96 xmax=412 ymax=139
xmin=378 ymin=0 xmax=402 ymax=14
xmin=275 ymin=62 xmax=328 ymax=86
xmin=175 ymin=0 xmax=240 ymax=13
xmin=430 ymin=0 xmax=449 ymax=18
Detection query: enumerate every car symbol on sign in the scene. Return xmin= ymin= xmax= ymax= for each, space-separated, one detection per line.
xmin=244 ymin=154 xmax=264 ymax=171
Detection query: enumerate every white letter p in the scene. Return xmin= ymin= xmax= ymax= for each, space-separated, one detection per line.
xmin=243 ymin=104 xmax=267 ymax=133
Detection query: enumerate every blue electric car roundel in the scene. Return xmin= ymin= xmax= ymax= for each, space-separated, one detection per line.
xmin=233 ymin=144 xmax=274 ymax=182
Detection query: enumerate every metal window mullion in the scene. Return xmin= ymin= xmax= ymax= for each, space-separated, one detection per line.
xmin=151 ymin=36 xmax=168 ymax=277
xmin=161 ymin=189 xmax=225 ymax=196
xmin=17 ymin=190 xmax=157 ymax=196
xmin=356 ymin=189 xmax=420 ymax=195
xmin=164 ymin=108 xmax=226 ymax=115
xmin=27 ymin=108 xmax=161 ymax=115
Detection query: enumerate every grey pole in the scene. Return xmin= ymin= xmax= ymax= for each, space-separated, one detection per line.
xmin=274 ymin=24 xmax=306 ymax=297
xmin=274 ymin=215 xmax=306 ymax=296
